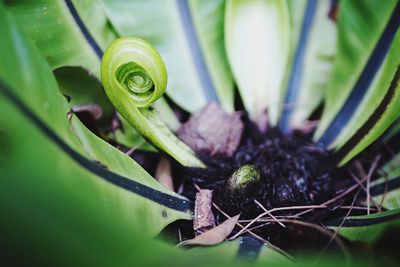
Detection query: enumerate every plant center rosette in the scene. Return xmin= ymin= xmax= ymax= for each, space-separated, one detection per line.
xmin=99 ymin=35 xmax=399 ymax=259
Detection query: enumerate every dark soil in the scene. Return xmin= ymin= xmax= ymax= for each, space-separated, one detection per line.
xmin=176 ymin=120 xmax=351 ymax=219
xmin=164 ymin=114 xmax=362 ymax=256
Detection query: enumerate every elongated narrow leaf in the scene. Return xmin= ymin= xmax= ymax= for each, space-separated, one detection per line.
xmin=314 ymin=0 xmax=399 ymax=144
xmin=4 ymin=0 xmax=115 ymax=122
xmin=0 ymin=5 xmax=191 ymax=235
xmin=364 ymin=119 xmax=400 ymax=175
xmin=286 ymin=0 xmax=308 ymax=48
xmin=6 ymin=0 xmax=177 ymax=151
xmin=225 ymin=0 xmax=290 ymax=125
xmin=188 ymin=0 xmax=235 ymax=112
xmin=282 ymin=0 xmax=337 ymax=130
xmin=1 ymin=91 xmax=292 ymax=266
xmin=101 ymin=0 xmax=233 ymax=113
xmin=184 ymin=235 xmax=290 ymax=264
xmin=328 ymin=162 xmax=400 ymax=243
xmin=382 ymin=154 xmax=400 ymax=178
xmin=368 ymin=167 xmax=400 ymax=210
xmin=333 ymin=32 xmax=400 ymax=165
xmin=5 ymin=0 xmax=116 ymax=76
xmin=6 ymin=0 xmax=115 ymax=117
xmin=328 ymin=209 xmax=400 ymax=243
xmin=55 ymin=67 xmax=115 ymax=121
xmin=1 ymin=88 xmax=155 ymax=266
xmin=179 ymin=215 xmax=239 ymax=247
xmin=111 ymin=114 xmax=156 ymax=151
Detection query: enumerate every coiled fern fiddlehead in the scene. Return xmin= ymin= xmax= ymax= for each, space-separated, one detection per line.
xmin=101 ymin=37 xmax=205 ymax=168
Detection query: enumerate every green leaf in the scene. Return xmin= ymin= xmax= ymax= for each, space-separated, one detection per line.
xmin=2 ymin=97 xmax=291 ymax=265
xmin=334 ymin=32 xmax=400 ymax=165
xmin=283 ymin=0 xmax=337 ymax=130
xmin=328 ymin=164 xmax=400 ymax=244
xmin=287 ymin=0 xmax=307 ymax=49
xmin=55 ymin=66 xmax=114 ymax=120
xmin=0 ymin=3 xmax=191 ymax=236
xmin=186 ymin=237 xmax=290 ymax=264
xmin=3 ymin=1 xmax=400 ymax=265
xmin=5 ymin=0 xmax=116 ymax=76
xmin=329 ymin=209 xmax=400 ymax=243
xmin=6 ymin=0 xmax=171 ymax=151
xmin=225 ymin=0 xmax=290 ymax=125
xmin=1 ymin=90 xmax=152 ymax=266
xmin=109 ymin=113 xmax=156 ymax=151
xmin=381 ymin=133 xmax=400 ymax=174
xmin=100 ymin=37 xmax=205 ymax=167
xmin=368 ymin=167 xmax=400 ymax=210
xmin=314 ymin=0 xmax=399 ymax=143
xmin=101 ymin=0 xmax=234 ymax=113
xmin=188 ymin=0 xmax=235 ymax=112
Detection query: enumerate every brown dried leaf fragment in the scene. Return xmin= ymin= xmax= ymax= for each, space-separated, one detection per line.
xmin=72 ymin=104 xmax=103 ymax=120
xmin=178 ymin=215 xmax=240 ymax=247
xmin=155 ymin=156 xmax=174 ymax=191
xmin=178 ymin=103 xmax=243 ymax=157
xmin=71 ymin=104 xmax=104 ymax=136
xmin=194 ymin=189 xmax=215 ymax=235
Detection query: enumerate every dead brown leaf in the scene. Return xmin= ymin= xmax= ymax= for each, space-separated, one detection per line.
xmin=178 ymin=215 xmax=240 ymax=247
xmin=72 ymin=104 xmax=103 ymax=120
xmin=155 ymin=156 xmax=174 ymax=191
xmin=178 ymin=103 xmax=243 ymax=157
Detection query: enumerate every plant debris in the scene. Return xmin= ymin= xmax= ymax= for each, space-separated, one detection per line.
xmin=178 ymin=103 xmax=244 ymax=158
xmin=178 ymin=215 xmax=240 ymax=247
xmin=72 ymin=104 xmax=103 ymax=121
xmin=70 ymin=104 xmax=104 ymax=136
xmin=160 ymin=105 xmax=387 ymax=258
xmin=180 ymin=124 xmax=345 ymax=218
xmin=193 ymin=189 xmax=216 ymax=235
xmin=155 ymin=156 xmax=174 ymax=191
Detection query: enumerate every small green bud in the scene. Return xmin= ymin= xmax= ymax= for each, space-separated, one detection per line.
xmin=226 ymin=165 xmax=260 ymax=192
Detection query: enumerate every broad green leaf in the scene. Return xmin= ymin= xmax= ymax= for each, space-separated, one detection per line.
xmin=1 ymin=97 xmax=292 ymax=265
xmin=186 ymin=238 xmax=242 ymax=258
xmin=314 ymin=0 xmax=398 ymax=142
xmin=6 ymin=0 xmax=175 ymax=151
xmin=384 ymin=118 xmax=400 ymax=140
xmin=329 ymin=209 xmax=400 ymax=243
xmin=371 ymin=119 xmax=400 ymax=175
xmin=69 ymin=0 xmax=117 ymax=49
xmin=101 ymin=0 xmax=234 ymax=113
xmin=1 ymin=90 xmax=157 ymax=266
xmin=277 ymin=0 xmax=307 ymax=130
xmin=287 ymin=0 xmax=307 ymax=48
xmin=5 ymin=0 xmax=116 ymax=77
xmin=382 ymin=153 xmax=400 ymax=177
xmin=329 ymin=163 xmax=400 ymax=243
xmin=1 ymin=82 xmax=291 ymax=264
xmin=188 ymin=0 xmax=235 ymax=112
xmin=111 ymin=114 xmax=156 ymax=151
xmin=286 ymin=0 xmax=337 ymax=129
xmin=3 ymin=1 xmax=400 ymax=265
xmin=5 ymin=0 xmax=116 ymax=119
xmin=55 ymin=66 xmax=114 ymax=121
xmin=256 ymin=244 xmax=292 ymax=265
xmin=225 ymin=0 xmax=290 ymax=125
xmin=368 ymin=167 xmax=400 ymax=210
xmin=186 ymin=236 xmax=290 ymax=264
xmin=334 ymin=31 xmax=400 ymax=165
xmin=0 ymin=4 xmax=191 ymax=236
